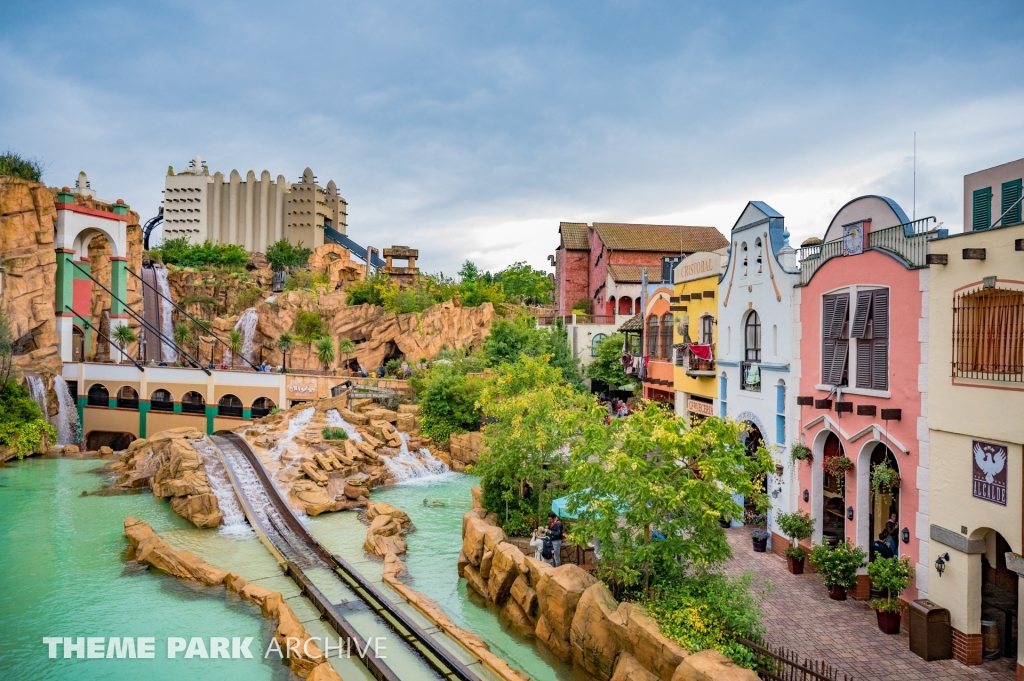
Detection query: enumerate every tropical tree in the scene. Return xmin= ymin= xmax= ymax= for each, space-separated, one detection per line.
xmin=565 ymin=408 xmax=775 ymax=592
xmin=586 ymin=332 xmax=630 ymax=390
xmin=338 ymin=337 xmax=356 ymax=355
xmin=174 ymin=323 xmax=191 ymax=364
xmin=227 ymin=329 xmax=243 ymax=369
xmin=277 ymin=332 xmax=294 ymax=373
xmin=315 ymin=336 xmax=336 ymax=374
xmin=493 ymin=261 xmax=554 ymax=305
xmin=111 ymin=325 xmax=138 ymax=364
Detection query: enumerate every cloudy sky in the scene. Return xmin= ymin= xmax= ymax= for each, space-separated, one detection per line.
xmin=3 ymin=1 xmax=1023 ymax=275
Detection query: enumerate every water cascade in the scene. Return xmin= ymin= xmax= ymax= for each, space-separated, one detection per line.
xmin=153 ymin=263 xmax=177 ymax=363
xmin=194 ymin=438 xmax=248 ymax=531
xmin=52 ymin=376 xmax=81 ymax=446
xmin=384 ymin=432 xmax=453 ymax=484
xmin=266 ymin=407 xmax=316 ymax=502
xmin=231 ymin=308 xmax=259 ymax=365
xmin=25 ymin=373 xmax=47 ymax=416
xmin=325 ymin=408 xmax=364 ymax=442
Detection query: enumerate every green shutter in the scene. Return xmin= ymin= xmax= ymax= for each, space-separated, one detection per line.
xmin=973 ymin=187 xmax=992 ymax=231
xmin=1001 ymin=179 xmax=1022 ymax=227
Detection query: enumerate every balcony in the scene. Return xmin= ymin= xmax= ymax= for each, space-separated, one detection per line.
xmin=678 ymin=343 xmax=716 ymax=377
xmin=741 ymin=361 xmax=761 ymax=392
xmin=798 ymin=217 xmax=940 ymax=286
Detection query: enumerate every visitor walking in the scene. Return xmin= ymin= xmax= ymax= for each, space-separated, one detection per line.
xmin=547 ymin=512 xmax=564 ymax=567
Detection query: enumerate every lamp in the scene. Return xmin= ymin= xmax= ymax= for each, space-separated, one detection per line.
xmin=935 ymin=553 xmax=950 ymax=577
xmin=846 ymin=506 xmax=854 ymax=521
xmin=902 ymin=527 xmax=910 ymax=544
xmin=803 ymin=489 xmax=809 ymax=502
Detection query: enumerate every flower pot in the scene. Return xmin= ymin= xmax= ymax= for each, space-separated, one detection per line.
xmin=876 ymin=610 xmax=902 ymax=634
xmin=752 ymin=538 xmax=768 ymax=553
xmin=786 ymin=556 xmax=805 ymax=575
xmin=828 ymin=585 xmax=847 ymax=601
xmin=718 ymin=518 xmax=731 ymax=529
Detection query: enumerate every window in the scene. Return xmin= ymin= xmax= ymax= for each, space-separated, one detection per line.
xmin=744 ymin=311 xmax=761 ymax=362
xmin=973 ymin=187 xmax=992 ymax=231
xmin=852 ymin=288 xmax=889 ymax=390
xmin=251 ymin=397 xmax=276 ymax=418
xmin=218 ymin=394 xmax=243 ymax=418
xmin=776 ymin=382 xmax=786 ymax=445
xmin=755 ymin=237 xmax=763 ymax=274
xmin=700 ymin=315 xmax=714 ymax=345
xmin=618 ymin=297 xmax=632 ymax=316
xmin=662 ymin=256 xmax=682 ymax=284
xmin=953 ymin=286 xmax=1024 ymax=381
xmin=660 ymin=313 xmax=673 ymax=359
xmin=1002 ymin=179 xmax=1022 ymax=227
xmin=87 ymin=384 xmax=109 ymax=407
xmin=182 ymin=391 xmax=205 ymax=414
xmin=821 ymin=293 xmax=850 ymax=385
xmin=741 ymin=242 xmax=749 ymax=277
xmin=772 ymin=325 xmax=778 ymax=357
xmin=720 ymin=375 xmax=728 ymax=417
xmin=116 ymin=386 xmax=139 ymax=410
xmin=591 ymin=333 xmax=607 ymax=357
xmin=150 ymin=389 xmax=174 ymax=412
xmin=647 ymin=316 xmax=659 ymax=356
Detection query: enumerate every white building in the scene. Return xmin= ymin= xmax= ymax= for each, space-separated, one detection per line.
xmin=715 ymin=202 xmax=800 ymax=549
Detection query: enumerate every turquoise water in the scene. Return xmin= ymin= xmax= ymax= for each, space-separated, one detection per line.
xmin=0 ymin=458 xmax=286 ymax=681
xmin=366 ymin=474 xmax=574 ymax=681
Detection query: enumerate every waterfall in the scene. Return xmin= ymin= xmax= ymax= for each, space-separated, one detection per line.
xmin=26 ymin=374 xmax=48 ymax=416
xmin=325 ymin=409 xmax=364 ymax=442
xmin=194 ymin=438 xmax=248 ymax=532
xmin=383 ymin=432 xmax=453 ymax=485
xmin=266 ymin=407 xmax=316 ymax=503
xmin=226 ymin=308 xmax=259 ymax=366
xmin=52 ymin=376 xmax=81 ymax=446
xmin=153 ymin=264 xmax=177 ymax=363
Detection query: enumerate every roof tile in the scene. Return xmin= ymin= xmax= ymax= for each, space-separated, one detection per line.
xmin=608 ymin=264 xmax=645 ymax=283
xmin=593 ymin=223 xmax=727 ymax=253
xmin=559 ymin=222 xmax=590 ymax=250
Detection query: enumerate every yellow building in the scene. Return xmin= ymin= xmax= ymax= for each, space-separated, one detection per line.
xmin=672 ymin=252 xmax=724 ymax=423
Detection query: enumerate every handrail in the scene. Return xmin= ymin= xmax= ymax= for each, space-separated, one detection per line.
xmin=798 ymin=217 xmax=939 ymax=285
xmin=69 ymin=262 xmax=210 ymax=375
xmin=63 ymin=306 xmax=145 ymax=372
xmin=126 ymin=266 xmax=259 ymax=372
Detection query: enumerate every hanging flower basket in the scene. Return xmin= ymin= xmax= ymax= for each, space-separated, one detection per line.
xmin=871 ymin=463 xmax=901 ymax=495
xmin=790 ymin=442 xmax=813 ymax=463
xmin=823 ymin=454 xmax=854 ymax=479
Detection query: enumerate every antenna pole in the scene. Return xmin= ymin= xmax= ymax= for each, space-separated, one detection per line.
xmin=913 ymin=132 xmax=916 ymax=221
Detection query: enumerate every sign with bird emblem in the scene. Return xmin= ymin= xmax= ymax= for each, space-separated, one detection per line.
xmin=973 ymin=440 xmax=1008 ymax=506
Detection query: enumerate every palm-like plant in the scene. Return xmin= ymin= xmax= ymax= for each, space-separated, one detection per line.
xmin=277 ymin=332 xmax=294 ymax=373
xmin=111 ymin=325 xmax=138 ymax=364
xmin=227 ymin=329 xmax=243 ymax=369
xmin=338 ymin=337 xmax=356 ymax=355
xmin=174 ymin=323 xmax=191 ymax=364
xmin=315 ymin=336 xmax=336 ymax=374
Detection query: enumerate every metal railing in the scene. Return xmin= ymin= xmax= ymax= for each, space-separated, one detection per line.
xmin=798 ymin=217 xmax=938 ymax=285
xmin=737 ymin=637 xmax=855 ymax=681
xmin=952 ymin=285 xmax=1024 ymax=382
xmin=741 ymin=361 xmax=761 ymax=392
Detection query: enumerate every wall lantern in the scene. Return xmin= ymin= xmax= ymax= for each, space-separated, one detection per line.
xmin=935 ymin=553 xmax=950 ymax=577
xmin=803 ymin=489 xmax=809 ymax=502
xmin=902 ymin=527 xmax=910 ymax=544
xmin=846 ymin=506 xmax=854 ymax=521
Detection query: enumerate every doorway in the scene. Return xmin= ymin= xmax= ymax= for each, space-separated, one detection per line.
xmin=821 ymin=432 xmax=845 ymax=546
xmin=868 ymin=443 xmax=900 ymax=561
xmin=980 ymin=530 xmax=1019 ymax=660
xmin=743 ymin=422 xmax=766 ymax=523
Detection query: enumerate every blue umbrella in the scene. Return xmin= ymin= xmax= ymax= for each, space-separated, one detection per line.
xmin=551 ymin=491 xmax=624 ymax=520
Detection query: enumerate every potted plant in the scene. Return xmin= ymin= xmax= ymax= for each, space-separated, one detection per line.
xmin=871 ymin=462 xmax=901 ymax=496
xmin=777 ymin=510 xmax=815 ymax=574
xmin=809 ymin=541 xmax=866 ymax=600
xmin=750 ymin=529 xmax=770 ymax=553
xmin=790 ymin=442 xmax=812 ymax=464
xmin=868 ymin=556 xmax=912 ymax=634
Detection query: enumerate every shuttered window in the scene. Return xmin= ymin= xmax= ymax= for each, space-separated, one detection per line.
xmin=647 ymin=316 xmax=659 ymax=356
xmin=1002 ymin=179 xmax=1023 ymax=227
xmin=852 ymin=288 xmax=889 ymax=390
xmin=821 ymin=293 xmax=849 ymax=385
xmin=973 ymin=187 xmax=992 ymax=231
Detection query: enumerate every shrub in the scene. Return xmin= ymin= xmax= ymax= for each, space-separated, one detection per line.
xmin=868 ymin=556 xmax=912 ymax=613
xmin=385 ymin=358 xmax=405 ymax=376
xmin=809 ymin=541 xmax=866 ymax=589
xmin=571 ymin=297 xmax=593 ymax=314
xmin=321 ymin=426 xmax=348 ymax=440
xmin=750 ymin=529 xmax=770 ymax=541
xmin=418 ymin=364 xmax=484 ymax=442
xmin=266 ymin=239 xmax=311 ymax=272
xmin=151 ymin=238 xmax=249 ymax=268
xmin=346 ymin=272 xmax=392 ymax=307
xmin=0 ymin=151 xmax=45 ymax=182
xmin=784 ymin=546 xmax=807 ymax=560
xmin=293 ymin=311 xmax=326 ymax=342
xmin=776 ymin=510 xmax=815 ymax=546
xmin=871 ymin=462 xmax=901 ymax=495
xmin=790 ymin=442 xmax=812 ymax=462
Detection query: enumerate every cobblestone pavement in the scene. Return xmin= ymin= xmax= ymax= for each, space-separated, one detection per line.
xmin=722 ymin=528 xmax=1016 ymax=681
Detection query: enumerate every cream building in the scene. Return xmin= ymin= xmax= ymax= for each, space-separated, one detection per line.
xmin=162 ymin=156 xmax=348 ymax=253
xmin=926 ymin=158 xmax=1024 ymax=668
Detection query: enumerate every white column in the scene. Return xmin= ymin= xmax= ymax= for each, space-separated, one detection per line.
xmin=244 ymin=170 xmax=255 ymax=252
xmin=228 ymin=170 xmax=240 ymax=245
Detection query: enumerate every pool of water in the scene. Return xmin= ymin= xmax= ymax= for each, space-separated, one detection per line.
xmin=0 ymin=458 xmax=287 ymax=681
xmin=353 ymin=473 xmax=574 ymax=681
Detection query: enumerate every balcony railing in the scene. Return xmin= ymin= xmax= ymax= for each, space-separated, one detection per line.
xmin=798 ymin=217 xmax=939 ymax=285
xmin=741 ymin=361 xmax=761 ymax=392
xmin=538 ymin=314 xmax=618 ymax=326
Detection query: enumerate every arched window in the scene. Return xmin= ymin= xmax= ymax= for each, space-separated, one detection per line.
xmin=660 ymin=313 xmax=673 ymax=359
xmin=150 ymin=389 xmax=174 ymax=412
xmin=181 ymin=391 xmax=205 ymax=414
xmin=87 ymin=383 xmax=109 ymax=407
xmin=606 ymin=296 xmax=616 ymax=317
xmin=745 ymin=311 xmax=761 ymax=362
xmin=72 ymin=326 xmax=85 ymax=362
xmin=618 ymin=297 xmax=632 ymax=316
xmin=634 ymin=297 xmax=641 ymax=315
xmin=755 ymin=237 xmax=763 ymax=274
xmin=591 ymin=333 xmax=607 ymax=357
xmin=218 ymin=394 xmax=243 ymax=418
xmin=116 ymin=386 xmax=139 ymax=410
xmin=647 ymin=316 xmax=659 ymax=356
xmin=700 ymin=315 xmax=714 ymax=345
xmin=741 ymin=242 xmax=749 ymax=277
xmin=251 ymin=397 xmax=276 ymax=419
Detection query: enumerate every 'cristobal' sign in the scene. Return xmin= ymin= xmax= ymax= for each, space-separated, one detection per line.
xmin=675 ymin=252 xmax=722 ymax=284
xmin=972 ymin=439 xmax=1008 ymax=506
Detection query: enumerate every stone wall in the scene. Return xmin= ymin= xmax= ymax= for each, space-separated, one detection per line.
xmin=459 ymin=492 xmax=759 ymax=681
xmin=449 ymin=431 xmax=484 ymax=471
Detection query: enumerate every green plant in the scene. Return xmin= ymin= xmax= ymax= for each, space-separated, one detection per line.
xmin=571 ymin=297 xmax=593 ymax=314
xmin=868 ymin=556 xmax=912 ymax=612
xmin=266 ymin=239 xmax=312 ymax=272
xmin=0 ymin=151 xmax=44 ymax=182
xmin=587 ymin=332 xmax=630 ymax=390
xmin=150 ymin=238 xmax=248 ymax=269
xmin=293 ymin=310 xmax=326 ymax=342
xmin=784 ymin=546 xmax=807 ymax=560
xmin=492 ymin=261 xmax=553 ymax=305
xmin=277 ymin=332 xmax=293 ymax=372
xmin=790 ymin=442 xmax=812 ymax=463
xmin=321 ymin=426 xmax=349 ymax=440
xmin=871 ymin=462 xmax=901 ymax=495
xmin=776 ymin=510 xmax=815 ymax=547
xmin=750 ymin=529 xmax=770 ymax=541
xmin=385 ymin=358 xmax=404 ymax=376
xmin=315 ymin=336 xmax=336 ymax=373
xmin=418 ymin=363 xmax=484 ymax=441
xmin=809 ymin=541 xmax=866 ymax=589
xmin=111 ymin=325 xmax=138 ymax=362
xmin=338 ymin=338 xmax=355 ymax=354
xmin=823 ymin=454 xmax=854 ymax=479
xmin=227 ymin=330 xmax=243 ymax=368
xmin=268 ymin=407 xmax=282 ymax=416
xmin=284 ymin=270 xmax=314 ymax=291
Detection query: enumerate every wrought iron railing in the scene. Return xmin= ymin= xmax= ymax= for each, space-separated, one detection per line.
xmin=741 ymin=361 xmax=761 ymax=392
xmin=737 ymin=637 xmax=855 ymax=681
xmin=798 ymin=217 xmax=938 ymax=285
xmin=952 ymin=285 xmax=1024 ymax=382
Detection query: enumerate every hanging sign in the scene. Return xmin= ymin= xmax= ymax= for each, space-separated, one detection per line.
xmin=972 ymin=440 xmax=1008 ymax=506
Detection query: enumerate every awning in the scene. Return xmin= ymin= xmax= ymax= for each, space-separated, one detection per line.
xmin=688 ymin=343 xmax=712 ymax=360
xmin=552 ymin=491 xmax=625 ymax=520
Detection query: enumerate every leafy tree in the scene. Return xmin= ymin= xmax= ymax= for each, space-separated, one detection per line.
xmin=277 ymin=332 xmax=294 ymax=372
xmin=151 ymin=238 xmax=248 ymax=268
xmin=0 ymin=312 xmax=58 ymax=457
xmin=293 ymin=310 xmax=326 ymax=342
xmin=111 ymin=325 xmax=137 ymax=363
xmin=418 ymin=363 xmax=484 ymax=442
xmin=338 ymin=338 xmax=356 ymax=354
xmin=0 ymin=151 xmax=44 ymax=182
xmin=227 ymin=329 xmax=243 ymax=368
xmin=572 ymin=297 xmax=593 ymax=314
xmin=458 ymin=261 xmax=482 ymax=282
xmin=266 ymin=239 xmax=312 ymax=272
xmin=483 ymin=316 xmax=546 ymax=367
xmin=586 ymin=333 xmax=630 ymax=390
xmin=174 ymin=323 xmax=192 ymax=364
xmin=543 ymin=319 xmax=585 ymax=389
xmin=493 ymin=261 xmax=553 ymax=305
xmin=566 ymin=408 xmax=775 ymax=591
xmin=315 ymin=336 xmax=336 ymax=373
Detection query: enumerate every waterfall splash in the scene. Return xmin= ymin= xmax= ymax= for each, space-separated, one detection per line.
xmin=153 ymin=263 xmax=177 ymax=363
xmin=26 ymin=374 xmax=47 ymax=416
xmin=325 ymin=409 xmax=364 ymax=442
xmin=234 ymin=308 xmax=259 ymax=365
xmin=383 ymin=432 xmax=454 ymax=485
xmin=52 ymin=376 xmax=81 ymax=446
xmin=194 ymin=438 xmax=248 ymax=533
xmin=266 ymin=407 xmax=316 ymax=503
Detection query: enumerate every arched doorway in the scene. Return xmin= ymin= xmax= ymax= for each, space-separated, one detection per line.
xmin=977 ymin=528 xmax=1019 ymax=660
xmin=150 ymin=389 xmax=174 ymax=411
xmin=743 ymin=422 xmax=766 ymax=523
xmin=116 ymin=386 xmax=139 ymax=410
xmin=618 ymin=297 xmax=632 ymax=316
xmin=181 ymin=391 xmax=205 ymax=414
xmin=251 ymin=397 xmax=276 ymax=419
xmin=72 ymin=326 xmax=85 ymax=362
xmin=821 ymin=432 xmax=845 ymax=547
xmin=87 ymin=383 xmax=109 ymax=407
xmin=218 ymin=394 xmax=243 ymax=418
xmin=86 ymin=430 xmax=136 ymax=451
xmin=868 ymin=443 xmax=900 ymax=561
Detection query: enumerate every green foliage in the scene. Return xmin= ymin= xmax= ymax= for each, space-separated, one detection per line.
xmin=293 ymin=311 xmax=327 ymax=342
xmin=0 ymin=381 xmax=46 ymax=426
xmin=871 ymin=462 xmax=901 ymax=495
xmin=418 ymin=362 xmax=484 ymax=442
xmin=267 ymin=407 xmax=282 ymax=416
xmin=493 ymin=261 xmax=553 ymax=305
xmin=266 ymin=239 xmax=312 ymax=272
xmin=338 ymin=338 xmax=355 ymax=354
xmin=0 ymin=381 xmax=56 ymax=458
xmin=0 ymin=151 xmax=44 ymax=182
xmin=790 ymin=442 xmax=812 ymax=462
xmin=868 ymin=556 xmax=912 ymax=612
xmin=227 ymin=330 xmax=243 ymax=366
xmin=572 ymin=297 xmax=593 ymax=314
xmin=385 ymin=358 xmax=405 ymax=376
xmin=483 ymin=316 xmax=546 ymax=367
xmin=151 ymin=238 xmax=249 ymax=268
xmin=174 ymin=323 xmax=192 ymax=348
xmin=823 ymin=454 xmax=854 ymax=479
xmin=776 ymin=510 xmax=815 ymax=544
xmin=112 ymin=325 xmax=138 ymax=346
xmin=784 ymin=546 xmax=807 ymax=560
xmin=566 ymin=410 xmax=775 ymax=590
xmin=321 ymin=426 xmax=349 ymax=440
xmin=809 ymin=541 xmax=866 ymax=589
xmin=644 ymin=571 xmax=769 ymax=667
xmin=234 ymin=285 xmax=264 ymax=312
xmin=544 ymin=319 xmax=585 ymax=389
xmin=586 ymin=332 xmax=630 ymax=389
xmin=346 ymin=272 xmax=391 ymax=307
xmin=315 ymin=336 xmax=336 ymax=371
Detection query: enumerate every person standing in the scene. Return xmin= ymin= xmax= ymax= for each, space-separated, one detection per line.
xmin=547 ymin=512 xmax=564 ymax=567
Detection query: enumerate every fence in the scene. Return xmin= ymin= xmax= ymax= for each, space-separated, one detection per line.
xmin=737 ymin=637 xmax=855 ymax=681
xmin=798 ymin=217 xmax=938 ymax=285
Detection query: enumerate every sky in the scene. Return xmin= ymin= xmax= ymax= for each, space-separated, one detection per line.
xmin=3 ymin=1 xmax=1023 ymax=275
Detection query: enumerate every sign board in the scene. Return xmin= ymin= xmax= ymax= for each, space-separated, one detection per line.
xmin=287 ymin=376 xmax=319 ymax=397
xmin=972 ymin=439 xmax=1008 ymax=506
xmin=673 ymin=252 xmax=723 ymax=285
xmin=687 ymin=398 xmax=714 ymax=417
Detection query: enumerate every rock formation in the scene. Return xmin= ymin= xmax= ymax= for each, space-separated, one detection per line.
xmin=306 ymin=243 xmax=365 ymax=291
xmin=124 ymin=517 xmax=341 ymax=680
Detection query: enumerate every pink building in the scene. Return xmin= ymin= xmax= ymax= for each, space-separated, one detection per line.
xmin=794 ymin=196 xmax=944 ymax=603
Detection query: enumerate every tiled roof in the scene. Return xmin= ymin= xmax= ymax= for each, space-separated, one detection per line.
xmin=593 ymin=223 xmax=727 ymax=253
xmin=559 ymin=222 xmax=590 ymax=250
xmin=608 ymin=264 xmax=644 ymax=283
xmin=618 ymin=312 xmax=644 ymax=332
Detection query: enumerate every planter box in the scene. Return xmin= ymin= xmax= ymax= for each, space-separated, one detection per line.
xmin=786 ymin=556 xmax=805 ymax=575
xmin=828 ymin=585 xmax=848 ymax=601
xmin=877 ymin=610 xmax=902 ymax=634
xmin=752 ymin=538 xmax=768 ymax=553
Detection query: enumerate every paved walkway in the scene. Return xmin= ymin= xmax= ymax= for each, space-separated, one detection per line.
xmin=722 ymin=528 xmax=1016 ymax=680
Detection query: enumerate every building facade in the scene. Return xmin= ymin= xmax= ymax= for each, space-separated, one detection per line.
xmin=642 ymin=281 xmax=676 ymax=404
xmin=926 ymin=158 xmax=1024 ymax=668
xmin=163 ymin=157 xmax=348 ymax=253
xmin=672 ymin=252 xmax=724 ymax=424
xmin=794 ymin=195 xmax=942 ymax=603
xmin=715 ymin=202 xmax=800 ymax=550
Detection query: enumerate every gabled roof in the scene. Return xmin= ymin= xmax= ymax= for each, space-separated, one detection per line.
xmin=559 ymin=222 xmax=590 ymax=250
xmin=608 ymin=264 xmax=645 ymax=284
xmin=618 ymin=312 xmax=644 ymax=332
xmin=593 ymin=223 xmax=727 ymax=253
